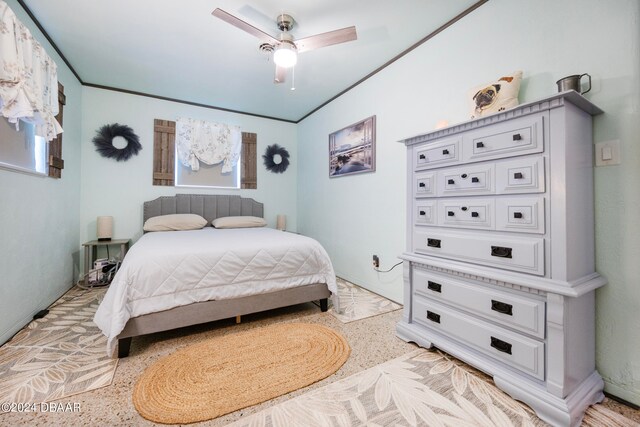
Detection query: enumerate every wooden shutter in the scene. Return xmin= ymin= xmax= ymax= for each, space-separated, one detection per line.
xmin=241 ymin=132 xmax=257 ymax=189
xmin=48 ymin=82 xmax=65 ymax=178
xmin=153 ymin=119 xmax=175 ymax=186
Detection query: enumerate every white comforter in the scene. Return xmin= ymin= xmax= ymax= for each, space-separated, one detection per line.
xmin=94 ymin=227 xmax=338 ymax=356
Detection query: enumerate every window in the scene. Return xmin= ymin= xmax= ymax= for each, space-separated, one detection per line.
xmin=152 ymin=119 xmax=257 ymax=189
xmin=0 ymin=82 xmax=65 ymax=178
xmin=0 ymin=117 xmax=49 ymax=176
xmin=175 ymin=154 xmax=242 ymax=189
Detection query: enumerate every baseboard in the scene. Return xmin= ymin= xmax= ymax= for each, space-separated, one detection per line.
xmin=0 ymin=281 xmax=75 ymax=346
xmin=604 ymin=391 xmax=640 ymax=410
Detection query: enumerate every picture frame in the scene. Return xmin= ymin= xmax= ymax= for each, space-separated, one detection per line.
xmin=329 ymin=115 xmax=376 ymax=178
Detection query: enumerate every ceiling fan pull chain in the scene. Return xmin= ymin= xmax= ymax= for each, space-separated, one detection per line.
xmin=291 ymin=66 xmax=296 ymax=91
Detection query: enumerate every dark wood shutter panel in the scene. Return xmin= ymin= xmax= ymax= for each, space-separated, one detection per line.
xmin=153 ymin=119 xmax=175 ymax=186
xmin=48 ymin=82 xmax=65 ymax=178
xmin=241 ymin=132 xmax=257 ymax=189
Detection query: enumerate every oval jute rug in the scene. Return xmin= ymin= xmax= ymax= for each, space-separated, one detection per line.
xmin=132 ymin=322 xmax=350 ymax=424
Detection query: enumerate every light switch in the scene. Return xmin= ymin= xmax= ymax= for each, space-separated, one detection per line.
xmin=595 ymin=140 xmax=621 ymax=166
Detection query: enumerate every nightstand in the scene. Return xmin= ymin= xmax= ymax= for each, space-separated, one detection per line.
xmin=82 ymin=238 xmax=130 ymax=282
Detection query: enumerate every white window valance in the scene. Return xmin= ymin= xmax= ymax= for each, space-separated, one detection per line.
xmin=176 ymin=117 xmax=241 ymax=173
xmin=0 ymin=1 xmax=63 ymax=141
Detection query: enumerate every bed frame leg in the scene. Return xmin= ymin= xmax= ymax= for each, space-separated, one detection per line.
xmin=235 ymin=315 xmax=241 ymax=324
xmin=320 ymin=298 xmax=328 ymax=312
xmin=118 ymin=337 xmax=132 ymax=358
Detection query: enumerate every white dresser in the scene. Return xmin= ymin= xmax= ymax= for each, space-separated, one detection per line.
xmin=397 ymin=91 xmax=606 ymax=426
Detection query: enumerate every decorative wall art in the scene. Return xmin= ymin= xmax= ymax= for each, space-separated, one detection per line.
xmin=329 ymin=115 xmax=376 ymax=178
xmin=262 ymin=144 xmax=290 ymax=173
xmin=92 ymin=123 xmax=142 ymax=161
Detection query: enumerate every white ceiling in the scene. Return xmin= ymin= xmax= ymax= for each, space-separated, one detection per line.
xmin=22 ymin=0 xmax=481 ymax=122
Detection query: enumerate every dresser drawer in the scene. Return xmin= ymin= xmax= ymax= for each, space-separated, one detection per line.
xmin=413 ymin=269 xmax=545 ymax=338
xmin=414 ymin=172 xmax=436 ymax=198
xmin=412 ymin=297 xmax=545 ymax=380
xmin=437 ymin=198 xmax=493 ymax=230
xmin=496 ymin=197 xmax=545 ymax=234
xmin=496 ymin=156 xmax=545 ymax=194
xmin=415 ymin=201 xmax=437 ymax=226
xmin=413 ymin=229 xmax=545 ymax=275
xmin=463 ymin=114 xmax=545 ymax=163
xmin=414 ymin=138 xmax=461 ymax=170
xmin=437 ymin=163 xmax=494 ymax=197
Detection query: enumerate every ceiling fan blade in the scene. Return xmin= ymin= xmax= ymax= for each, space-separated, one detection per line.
xmin=212 ymin=8 xmax=279 ymax=45
xmin=295 ymin=26 xmax=357 ymax=53
xmin=274 ymin=65 xmax=286 ymax=84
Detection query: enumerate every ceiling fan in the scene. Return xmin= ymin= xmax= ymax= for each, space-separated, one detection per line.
xmin=212 ymin=8 xmax=357 ymax=85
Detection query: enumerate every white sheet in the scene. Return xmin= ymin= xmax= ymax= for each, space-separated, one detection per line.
xmin=94 ymin=227 xmax=338 ymax=356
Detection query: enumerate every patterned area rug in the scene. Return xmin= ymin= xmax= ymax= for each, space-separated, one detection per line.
xmin=330 ymin=278 xmax=402 ymax=323
xmin=0 ymin=286 xmax=117 ymax=403
xmin=228 ymin=348 xmax=635 ymax=427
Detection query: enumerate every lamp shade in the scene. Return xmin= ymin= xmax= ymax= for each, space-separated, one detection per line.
xmin=273 ymin=42 xmax=297 ymax=68
xmin=97 ymin=216 xmax=113 ymax=241
xmin=276 ymin=214 xmax=286 ymax=231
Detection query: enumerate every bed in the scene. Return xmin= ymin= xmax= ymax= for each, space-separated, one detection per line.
xmin=93 ymin=194 xmax=338 ymax=358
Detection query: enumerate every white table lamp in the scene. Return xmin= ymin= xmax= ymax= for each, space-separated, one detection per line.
xmin=97 ymin=216 xmax=113 ymax=241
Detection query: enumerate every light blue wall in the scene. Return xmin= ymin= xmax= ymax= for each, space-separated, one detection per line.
xmin=297 ymin=0 xmax=640 ymax=404
xmin=0 ymin=1 xmax=82 ymax=344
xmin=79 ymin=87 xmax=298 ymax=249
xmin=2 ymin=0 xmax=639 ymax=406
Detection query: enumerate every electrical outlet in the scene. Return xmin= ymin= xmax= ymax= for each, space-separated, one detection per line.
xmin=372 ymin=255 xmax=380 ymax=268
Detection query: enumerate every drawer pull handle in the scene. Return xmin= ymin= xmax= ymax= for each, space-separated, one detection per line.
xmin=490 ymin=337 xmax=512 ymax=354
xmin=476 ymin=141 xmax=484 ymax=148
xmin=419 ymin=210 xmax=426 ymax=216
xmin=427 ymin=238 xmax=441 ymax=248
xmin=426 ymin=310 xmax=441 ymax=323
xmin=491 ymin=246 xmax=513 ymax=258
xmin=514 ymin=172 xmax=524 ymax=179
xmin=491 ymin=300 xmax=513 ymax=316
xmin=442 ymin=149 xmax=450 ymax=155
xmin=419 ymin=154 xmax=426 ymax=160
xmin=427 ymin=281 xmax=442 ymax=293
xmin=471 ymin=212 xmax=479 ymax=218
xmin=512 ymin=134 xmax=522 ymax=141
xmin=447 ymin=179 xmax=455 ymax=185
xmin=447 ymin=211 xmax=455 ymax=217
xmin=471 ymin=177 xmax=480 ymax=183
xmin=419 ymin=182 xmax=426 ymax=188
xmin=513 ymin=212 xmax=523 ymax=219
xmin=461 ymin=173 xmax=468 ymax=178
xmin=461 ymin=206 xmax=468 ymax=211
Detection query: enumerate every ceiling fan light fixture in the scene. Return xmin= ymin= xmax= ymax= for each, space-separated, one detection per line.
xmin=273 ymin=41 xmax=297 ymax=68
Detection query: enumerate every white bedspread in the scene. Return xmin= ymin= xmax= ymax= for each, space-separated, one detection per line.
xmin=94 ymin=227 xmax=338 ymax=356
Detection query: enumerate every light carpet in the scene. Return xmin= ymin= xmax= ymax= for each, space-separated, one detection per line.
xmin=229 ymin=348 xmax=636 ymax=427
xmin=133 ymin=322 xmax=350 ymax=424
xmin=0 ymin=286 xmax=117 ymax=403
xmin=330 ymin=278 xmax=402 ymax=323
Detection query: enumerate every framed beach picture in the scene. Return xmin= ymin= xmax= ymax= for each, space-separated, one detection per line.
xmin=329 ymin=115 xmax=376 ymax=178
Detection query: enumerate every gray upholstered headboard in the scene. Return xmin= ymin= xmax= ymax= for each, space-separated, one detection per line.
xmin=143 ymin=194 xmax=264 ymax=225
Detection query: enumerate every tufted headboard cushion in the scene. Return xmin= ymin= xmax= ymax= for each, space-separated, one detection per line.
xmin=143 ymin=194 xmax=264 ymax=226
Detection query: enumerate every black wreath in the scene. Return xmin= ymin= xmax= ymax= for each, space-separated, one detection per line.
xmin=92 ymin=123 xmax=142 ymax=161
xmin=262 ymin=144 xmax=290 ymax=173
